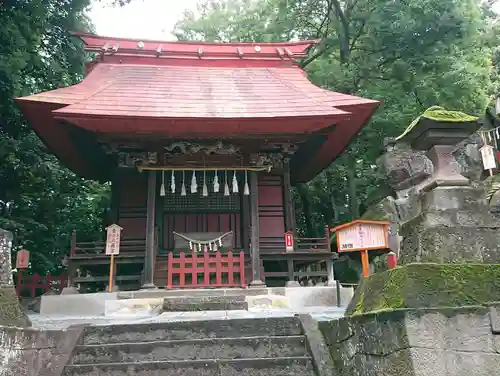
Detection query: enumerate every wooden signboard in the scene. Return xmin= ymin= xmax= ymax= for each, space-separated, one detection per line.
xmin=105 ymin=224 xmax=122 ymax=292
xmin=331 ymin=220 xmax=390 ymax=277
xmin=285 ymin=232 xmax=294 ymax=252
xmin=480 ymin=145 xmax=497 ymax=174
xmin=16 ymin=249 xmax=30 ymax=269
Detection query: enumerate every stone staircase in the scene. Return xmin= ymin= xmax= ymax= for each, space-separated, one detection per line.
xmin=62 ymin=316 xmax=317 ymax=376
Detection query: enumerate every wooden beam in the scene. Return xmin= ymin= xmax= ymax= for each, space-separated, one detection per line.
xmin=141 ymin=171 xmax=157 ymax=289
xmin=249 ymin=171 xmax=265 ymax=286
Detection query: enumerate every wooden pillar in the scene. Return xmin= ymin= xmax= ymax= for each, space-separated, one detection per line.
xmin=110 ymin=170 xmax=120 ymax=224
xmin=283 ymin=159 xmax=296 ymax=233
xmin=141 ymin=171 xmax=157 ymax=289
xmin=249 ymin=171 xmax=265 ymax=286
xmin=241 ymin=187 xmax=250 ymax=255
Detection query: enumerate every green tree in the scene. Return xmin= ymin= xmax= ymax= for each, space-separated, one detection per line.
xmin=0 ymin=0 xmax=110 ymax=274
xmin=175 ymin=0 xmax=499 ymax=237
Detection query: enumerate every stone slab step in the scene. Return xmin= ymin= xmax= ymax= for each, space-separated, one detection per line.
xmin=163 ymin=295 xmax=248 ymax=311
xmin=64 ymin=356 xmax=315 ymax=376
xmin=82 ymin=317 xmax=302 ymax=345
xmin=117 ymin=287 xmax=277 ymax=300
xmin=71 ymin=335 xmax=308 ymax=364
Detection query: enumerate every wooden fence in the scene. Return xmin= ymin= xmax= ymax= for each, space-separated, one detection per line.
xmin=166 ymin=251 xmax=246 ymax=289
xmin=16 ymin=272 xmax=67 ymax=297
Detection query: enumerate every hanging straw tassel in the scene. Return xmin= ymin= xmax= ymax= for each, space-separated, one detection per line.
xmin=213 ymin=169 xmax=220 ymax=193
xmin=232 ymin=170 xmax=239 ymax=193
xmin=243 ymin=170 xmax=250 ymax=195
xmin=181 ymin=170 xmax=186 ymax=196
xmin=160 ymin=171 xmax=166 ymax=197
xmin=170 ymin=170 xmax=175 ymax=193
xmin=202 ymin=170 xmax=208 ymax=197
xmin=191 ymin=171 xmax=197 ymax=193
xmin=224 ymin=170 xmax=230 ymax=196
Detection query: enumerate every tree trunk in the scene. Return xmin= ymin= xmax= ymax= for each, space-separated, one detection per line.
xmin=296 ymin=183 xmax=316 ymax=237
xmin=346 ymin=153 xmax=359 ymax=219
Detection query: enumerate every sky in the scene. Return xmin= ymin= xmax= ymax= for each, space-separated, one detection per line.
xmin=87 ymin=0 xmax=200 ymax=41
xmin=88 ymin=0 xmax=500 ymax=41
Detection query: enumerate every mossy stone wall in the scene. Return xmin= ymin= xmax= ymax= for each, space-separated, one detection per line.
xmin=346 ymin=263 xmax=500 ymax=316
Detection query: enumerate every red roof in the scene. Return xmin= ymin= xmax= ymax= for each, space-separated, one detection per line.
xmin=16 ymin=33 xmax=379 ymax=182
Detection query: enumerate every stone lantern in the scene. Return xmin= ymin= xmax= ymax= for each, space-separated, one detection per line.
xmin=396 ymin=107 xmax=500 ymax=264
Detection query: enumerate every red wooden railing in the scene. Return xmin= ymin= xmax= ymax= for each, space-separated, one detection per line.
xmin=16 ymin=272 xmax=68 ymax=297
xmin=260 ymin=226 xmax=331 ymax=254
xmin=166 ymin=251 xmax=246 ymax=289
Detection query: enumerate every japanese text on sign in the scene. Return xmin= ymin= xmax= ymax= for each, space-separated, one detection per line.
xmin=285 ymin=232 xmax=294 ymax=252
xmin=337 ymin=223 xmax=386 ymax=251
xmin=105 ymin=225 xmax=122 ymax=255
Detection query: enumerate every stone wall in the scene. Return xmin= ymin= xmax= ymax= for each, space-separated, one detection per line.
xmin=318 ymin=305 xmax=500 ymax=376
xmin=0 ymin=228 xmax=31 ymax=327
xmin=0 ymin=325 xmax=84 ymax=376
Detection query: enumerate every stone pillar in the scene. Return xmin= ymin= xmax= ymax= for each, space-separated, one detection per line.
xmin=249 ymin=171 xmax=265 ymax=287
xmin=0 ymin=229 xmax=31 ymax=327
xmin=141 ymin=171 xmax=157 ymax=289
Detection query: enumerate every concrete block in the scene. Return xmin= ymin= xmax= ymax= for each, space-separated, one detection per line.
xmin=104 ymin=298 xmax=163 ymax=317
xmin=284 ymin=286 xmax=354 ymax=309
xmin=40 ymin=293 xmax=117 ymax=316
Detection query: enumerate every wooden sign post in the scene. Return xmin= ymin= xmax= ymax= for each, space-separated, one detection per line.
xmin=330 ymin=220 xmax=390 ymax=278
xmin=285 ymin=231 xmax=294 ymax=252
xmin=16 ymin=249 xmax=30 ymax=270
xmin=105 ymin=224 xmax=122 ymax=292
xmin=480 ymin=144 xmax=497 ymax=177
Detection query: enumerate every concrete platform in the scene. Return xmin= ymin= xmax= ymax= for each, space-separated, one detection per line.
xmin=39 ymin=285 xmax=354 ymax=317
xmin=40 ymin=292 xmax=118 ymax=316
xmin=29 ymin=306 xmax=346 ymax=330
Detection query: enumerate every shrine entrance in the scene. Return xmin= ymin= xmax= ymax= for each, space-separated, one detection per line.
xmin=158 ymin=170 xmax=244 ymax=254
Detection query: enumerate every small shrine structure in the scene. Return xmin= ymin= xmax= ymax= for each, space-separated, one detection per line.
xmin=16 ymin=33 xmax=379 ymax=290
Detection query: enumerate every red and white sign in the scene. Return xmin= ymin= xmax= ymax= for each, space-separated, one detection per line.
xmin=285 ymin=232 xmax=294 ymax=252
xmin=16 ymin=249 xmax=30 ymax=269
xmin=105 ymin=224 xmax=123 ymax=256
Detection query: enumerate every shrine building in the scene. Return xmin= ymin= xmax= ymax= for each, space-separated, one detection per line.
xmin=16 ymin=33 xmax=379 ymax=290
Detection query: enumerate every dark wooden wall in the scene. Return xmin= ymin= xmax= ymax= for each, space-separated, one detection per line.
xmin=258 ymin=174 xmax=285 ymax=239
xmin=115 ymin=171 xmax=148 ymax=240
xmin=113 ymin=170 xmax=287 ymax=250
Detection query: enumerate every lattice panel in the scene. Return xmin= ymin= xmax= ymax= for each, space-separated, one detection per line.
xmin=162 ymin=171 xmax=242 ymax=212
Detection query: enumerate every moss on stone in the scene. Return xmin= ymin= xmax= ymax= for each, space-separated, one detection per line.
xmin=396 ymin=106 xmax=478 ymax=141
xmin=346 ymin=263 xmax=500 ymax=316
xmin=0 ymin=284 xmax=31 ymax=327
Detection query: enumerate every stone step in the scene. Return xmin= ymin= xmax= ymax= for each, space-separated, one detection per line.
xmin=81 ymin=317 xmax=303 ymax=345
xmin=162 ymin=294 xmax=248 ymax=311
xmin=64 ymin=356 xmax=315 ymax=376
xmin=118 ymin=287 xmax=275 ymax=300
xmin=71 ymin=335 xmax=308 ymax=364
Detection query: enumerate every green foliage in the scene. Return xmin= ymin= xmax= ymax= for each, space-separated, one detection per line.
xmin=0 ymin=0 xmax=109 ymax=274
xmin=346 ymin=263 xmax=500 ymax=315
xmin=175 ymin=0 xmax=500 ymax=239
